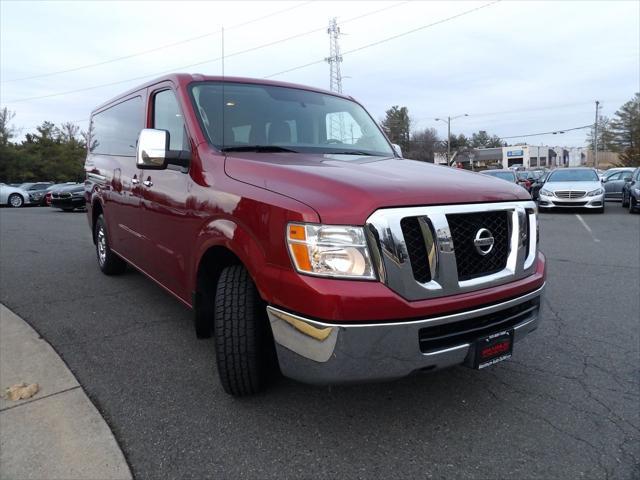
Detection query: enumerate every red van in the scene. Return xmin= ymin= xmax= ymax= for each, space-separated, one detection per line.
xmin=85 ymin=74 xmax=545 ymax=396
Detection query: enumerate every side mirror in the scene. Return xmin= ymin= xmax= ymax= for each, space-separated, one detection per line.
xmin=392 ymin=143 xmax=403 ymax=157
xmin=600 ymin=178 xmax=606 ymax=183
xmin=137 ymin=129 xmax=169 ymax=169
xmin=136 ymin=128 xmax=190 ymax=170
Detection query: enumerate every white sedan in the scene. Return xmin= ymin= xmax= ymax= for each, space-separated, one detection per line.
xmin=0 ymin=184 xmax=31 ymax=208
xmin=538 ymin=168 xmax=604 ymax=213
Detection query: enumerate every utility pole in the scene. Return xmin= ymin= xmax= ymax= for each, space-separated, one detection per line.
xmin=326 ymin=17 xmax=344 ymax=141
xmin=594 ymin=100 xmax=600 ymax=169
xmin=435 ymin=114 xmax=468 ymax=165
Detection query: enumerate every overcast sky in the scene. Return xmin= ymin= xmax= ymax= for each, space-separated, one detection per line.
xmin=1 ymin=0 xmax=638 ymax=147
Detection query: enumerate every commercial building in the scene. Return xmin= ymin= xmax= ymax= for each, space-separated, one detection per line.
xmin=435 ymin=145 xmax=591 ymax=170
xmin=502 ymin=145 xmax=555 ymax=168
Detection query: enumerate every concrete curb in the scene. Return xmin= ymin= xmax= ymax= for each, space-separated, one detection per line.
xmin=0 ymin=304 xmax=132 ymax=480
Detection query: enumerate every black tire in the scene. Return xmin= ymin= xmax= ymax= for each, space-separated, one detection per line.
xmin=597 ymin=205 xmax=605 ymax=214
xmin=62 ymin=208 xmax=74 ymax=212
xmin=214 ymin=264 xmax=277 ymax=396
xmin=630 ymin=196 xmax=638 ymax=214
xmin=8 ymin=193 xmax=24 ymax=208
xmin=94 ymin=214 xmax=127 ymax=275
xmin=622 ymin=193 xmax=629 ymax=208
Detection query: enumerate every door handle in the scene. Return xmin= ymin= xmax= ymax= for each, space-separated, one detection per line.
xmin=143 ymin=179 xmax=153 ymax=187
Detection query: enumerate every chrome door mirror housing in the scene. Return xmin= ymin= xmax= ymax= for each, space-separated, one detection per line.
xmin=137 ymin=129 xmax=169 ymax=169
xmin=392 ymin=143 xmax=403 ymax=158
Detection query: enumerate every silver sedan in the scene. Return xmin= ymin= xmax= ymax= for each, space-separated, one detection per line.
xmin=0 ymin=184 xmax=31 ymax=208
xmin=538 ymin=168 xmax=605 ymax=213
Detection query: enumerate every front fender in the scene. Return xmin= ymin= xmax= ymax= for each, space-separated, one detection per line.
xmin=193 ymin=216 xmax=279 ymax=303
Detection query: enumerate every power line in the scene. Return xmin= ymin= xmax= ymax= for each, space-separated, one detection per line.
xmin=3 ymin=1 xmax=409 ymax=104
xmin=1 ymin=1 xmax=314 ymax=84
xmin=499 ymin=124 xmax=592 ymax=139
xmin=265 ymin=0 xmax=501 ymax=78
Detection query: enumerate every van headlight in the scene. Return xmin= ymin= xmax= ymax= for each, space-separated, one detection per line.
xmin=287 ymin=223 xmax=375 ymax=279
xmin=587 ymin=188 xmax=604 ymax=196
xmin=540 ymin=189 xmax=554 ymax=197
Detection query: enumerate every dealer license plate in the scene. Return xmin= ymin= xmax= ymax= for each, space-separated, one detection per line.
xmin=473 ymin=329 xmax=513 ymax=369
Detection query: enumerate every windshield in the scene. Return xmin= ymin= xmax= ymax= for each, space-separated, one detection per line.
xmin=483 ymin=171 xmax=515 ymax=182
xmin=190 ymin=82 xmax=394 ymax=157
xmin=547 ymin=169 xmax=599 ymax=182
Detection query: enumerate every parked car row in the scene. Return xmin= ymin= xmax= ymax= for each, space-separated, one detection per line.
xmin=0 ymin=182 xmax=86 ymax=211
xmin=478 ymin=166 xmax=639 ymax=214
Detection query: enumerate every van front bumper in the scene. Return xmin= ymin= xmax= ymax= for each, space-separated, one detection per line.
xmin=267 ymin=283 xmax=544 ymax=385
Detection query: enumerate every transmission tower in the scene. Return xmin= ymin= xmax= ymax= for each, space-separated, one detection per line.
xmin=326 ymin=17 xmax=343 ymax=93
xmin=326 ymin=17 xmax=345 ymax=142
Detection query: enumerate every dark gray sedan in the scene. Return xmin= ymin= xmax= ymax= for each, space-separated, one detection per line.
xmin=602 ymin=168 xmax=634 ymax=201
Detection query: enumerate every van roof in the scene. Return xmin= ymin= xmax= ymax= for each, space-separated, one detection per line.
xmin=92 ymin=73 xmax=355 ymax=113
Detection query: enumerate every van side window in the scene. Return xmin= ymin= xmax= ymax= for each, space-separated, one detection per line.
xmin=90 ymin=96 xmax=143 ymax=156
xmin=154 ymin=90 xmax=186 ymax=151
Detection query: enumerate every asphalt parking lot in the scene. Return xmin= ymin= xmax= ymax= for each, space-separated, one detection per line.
xmin=0 ymin=206 xmax=638 ymax=479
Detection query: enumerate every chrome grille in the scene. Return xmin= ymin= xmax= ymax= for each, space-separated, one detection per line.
xmin=555 ymin=190 xmax=585 ymax=199
xmin=366 ymin=201 xmax=538 ymax=301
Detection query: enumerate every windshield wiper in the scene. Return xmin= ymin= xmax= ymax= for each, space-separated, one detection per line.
xmin=220 ymin=145 xmax=298 ymax=153
xmin=324 ymin=150 xmax=375 ymax=156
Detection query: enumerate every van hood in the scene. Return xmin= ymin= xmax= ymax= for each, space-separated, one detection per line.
xmin=225 ymin=153 xmax=530 ymax=224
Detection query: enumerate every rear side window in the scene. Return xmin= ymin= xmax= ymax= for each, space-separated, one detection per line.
xmin=153 ymin=90 xmax=186 ymax=151
xmin=90 ymin=96 xmax=143 ymax=156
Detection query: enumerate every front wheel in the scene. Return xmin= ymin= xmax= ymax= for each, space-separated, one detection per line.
xmin=622 ymin=193 xmax=629 ymax=208
xmin=214 ymin=264 xmax=277 ymax=396
xmin=94 ymin=214 xmax=127 ymax=275
xmin=630 ymin=196 xmax=638 ymax=214
xmin=8 ymin=193 xmax=24 ymax=208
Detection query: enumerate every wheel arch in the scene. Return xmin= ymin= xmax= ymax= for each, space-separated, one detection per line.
xmin=90 ymin=198 xmax=104 ymax=243
xmin=191 ymin=219 xmax=270 ymax=339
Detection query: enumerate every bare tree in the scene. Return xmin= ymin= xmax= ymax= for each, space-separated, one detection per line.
xmin=0 ymin=107 xmax=16 ymax=147
xmin=407 ymin=127 xmax=440 ymax=162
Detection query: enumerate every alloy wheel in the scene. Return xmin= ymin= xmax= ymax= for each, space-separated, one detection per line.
xmin=9 ymin=194 xmax=23 ymax=208
xmin=97 ymin=226 xmax=107 ymax=266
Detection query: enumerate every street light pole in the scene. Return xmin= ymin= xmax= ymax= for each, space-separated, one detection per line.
xmin=447 ymin=116 xmax=451 ymax=164
xmin=435 ymin=114 xmax=468 ymax=165
xmin=594 ymin=100 xmax=600 ymax=169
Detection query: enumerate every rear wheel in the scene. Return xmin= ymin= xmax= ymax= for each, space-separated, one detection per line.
xmin=94 ymin=215 xmax=127 ymax=275
xmin=8 ymin=193 xmax=23 ymax=208
xmin=213 ymin=264 xmax=277 ymax=396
